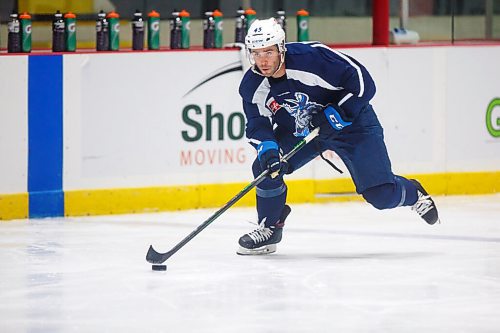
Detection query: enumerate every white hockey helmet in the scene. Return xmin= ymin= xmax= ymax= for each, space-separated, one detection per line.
xmin=245 ymin=18 xmax=286 ymax=53
xmin=245 ymin=18 xmax=287 ymax=76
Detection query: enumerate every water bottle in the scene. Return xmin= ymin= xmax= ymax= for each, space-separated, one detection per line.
xmin=96 ymin=10 xmax=109 ymax=51
xmin=19 ymin=12 xmax=32 ymax=53
xmin=213 ymin=9 xmax=223 ymax=48
xmin=169 ymin=10 xmax=181 ymax=49
xmin=107 ymin=11 xmax=120 ymax=51
xmin=64 ymin=12 xmax=76 ymax=52
xmin=147 ymin=10 xmax=160 ymax=50
xmin=52 ymin=10 xmax=65 ymax=52
xmin=203 ymin=11 xmax=215 ymax=49
xmin=179 ymin=9 xmax=190 ymax=49
xmin=276 ymin=9 xmax=286 ymax=37
xmin=7 ymin=12 xmax=21 ymax=53
xmin=132 ymin=10 xmax=144 ymax=50
xmin=234 ymin=7 xmax=246 ymax=43
xmin=296 ymin=9 xmax=310 ymax=42
xmin=245 ymin=8 xmax=256 ymax=32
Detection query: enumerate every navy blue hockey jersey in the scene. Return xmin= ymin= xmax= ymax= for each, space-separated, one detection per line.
xmin=239 ymin=42 xmax=376 ymax=146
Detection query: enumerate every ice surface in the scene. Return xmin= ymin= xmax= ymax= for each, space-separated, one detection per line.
xmin=1 ymin=194 xmax=500 ymax=332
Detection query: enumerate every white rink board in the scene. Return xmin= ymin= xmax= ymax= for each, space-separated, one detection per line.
xmin=1 ymin=45 xmax=499 ymax=195
xmin=63 ymin=51 xmax=256 ymax=190
xmin=445 ymin=46 xmax=500 ymax=171
xmin=62 ymin=46 xmax=499 ymax=190
xmin=0 ymin=56 xmax=28 ymax=193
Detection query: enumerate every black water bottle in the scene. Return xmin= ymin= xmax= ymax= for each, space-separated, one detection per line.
xmin=7 ymin=12 xmax=21 ymax=53
xmin=169 ymin=10 xmax=181 ymax=49
xmin=131 ymin=9 xmax=144 ymax=50
xmin=234 ymin=7 xmax=246 ymax=44
xmin=96 ymin=10 xmax=109 ymax=51
xmin=52 ymin=10 xmax=65 ymax=52
xmin=203 ymin=11 xmax=215 ymax=49
xmin=276 ymin=9 xmax=286 ymax=36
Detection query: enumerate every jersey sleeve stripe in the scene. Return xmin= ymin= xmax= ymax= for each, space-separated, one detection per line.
xmin=248 ymin=138 xmax=262 ymax=146
xmin=311 ymin=43 xmax=365 ymax=98
xmin=286 ymin=69 xmax=342 ymax=91
xmin=338 ymin=92 xmax=353 ymax=106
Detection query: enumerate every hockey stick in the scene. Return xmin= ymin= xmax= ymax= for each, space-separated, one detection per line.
xmin=146 ymin=127 xmax=320 ymax=264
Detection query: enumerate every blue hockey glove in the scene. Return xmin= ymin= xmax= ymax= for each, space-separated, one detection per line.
xmin=311 ymin=104 xmax=352 ymax=139
xmin=257 ymin=141 xmax=288 ymax=177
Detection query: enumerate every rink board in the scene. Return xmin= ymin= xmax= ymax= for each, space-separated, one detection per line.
xmin=0 ymin=45 xmax=499 ymax=219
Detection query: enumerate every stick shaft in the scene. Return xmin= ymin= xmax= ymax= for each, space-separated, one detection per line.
xmin=146 ymin=127 xmax=319 ymax=264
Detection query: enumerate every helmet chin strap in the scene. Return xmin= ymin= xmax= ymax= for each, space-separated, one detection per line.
xmin=251 ymin=52 xmax=286 ymax=77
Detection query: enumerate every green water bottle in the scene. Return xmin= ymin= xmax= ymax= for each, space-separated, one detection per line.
xmin=296 ymin=9 xmax=309 ymax=42
xmin=107 ymin=11 xmax=120 ymax=51
xmin=179 ymin=9 xmax=190 ymax=49
xmin=64 ymin=12 xmax=76 ymax=51
xmin=147 ymin=10 xmax=160 ymax=50
xmin=213 ymin=9 xmax=223 ymax=48
xmin=245 ymin=8 xmax=256 ymax=31
xmin=19 ymin=12 xmax=32 ymax=53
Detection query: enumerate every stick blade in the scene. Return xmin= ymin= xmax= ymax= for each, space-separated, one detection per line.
xmin=146 ymin=245 xmax=168 ymax=264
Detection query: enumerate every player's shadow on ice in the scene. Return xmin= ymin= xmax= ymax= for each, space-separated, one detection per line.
xmin=262 ymin=251 xmax=437 ymax=261
xmin=290 ymin=228 xmax=500 ymax=243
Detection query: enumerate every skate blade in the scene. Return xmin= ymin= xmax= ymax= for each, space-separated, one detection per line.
xmin=236 ymin=244 xmax=277 ymax=256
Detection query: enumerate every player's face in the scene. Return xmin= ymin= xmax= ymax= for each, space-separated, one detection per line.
xmin=250 ymin=45 xmax=282 ymax=77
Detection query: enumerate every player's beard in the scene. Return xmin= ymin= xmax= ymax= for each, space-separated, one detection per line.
xmin=257 ymin=64 xmax=276 ymax=77
xmin=259 ymin=59 xmax=282 ymax=77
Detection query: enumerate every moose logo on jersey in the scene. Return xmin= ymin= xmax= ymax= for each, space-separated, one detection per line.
xmin=282 ymin=92 xmax=323 ymax=136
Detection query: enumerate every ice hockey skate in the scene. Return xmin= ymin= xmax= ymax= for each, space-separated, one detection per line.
xmin=411 ymin=180 xmax=440 ymax=225
xmin=237 ymin=205 xmax=291 ymax=255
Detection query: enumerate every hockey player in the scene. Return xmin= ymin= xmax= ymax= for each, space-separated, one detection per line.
xmin=237 ymin=18 xmax=439 ymax=255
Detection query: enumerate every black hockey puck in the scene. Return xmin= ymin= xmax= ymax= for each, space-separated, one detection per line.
xmin=152 ymin=264 xmax=167 ymax=271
